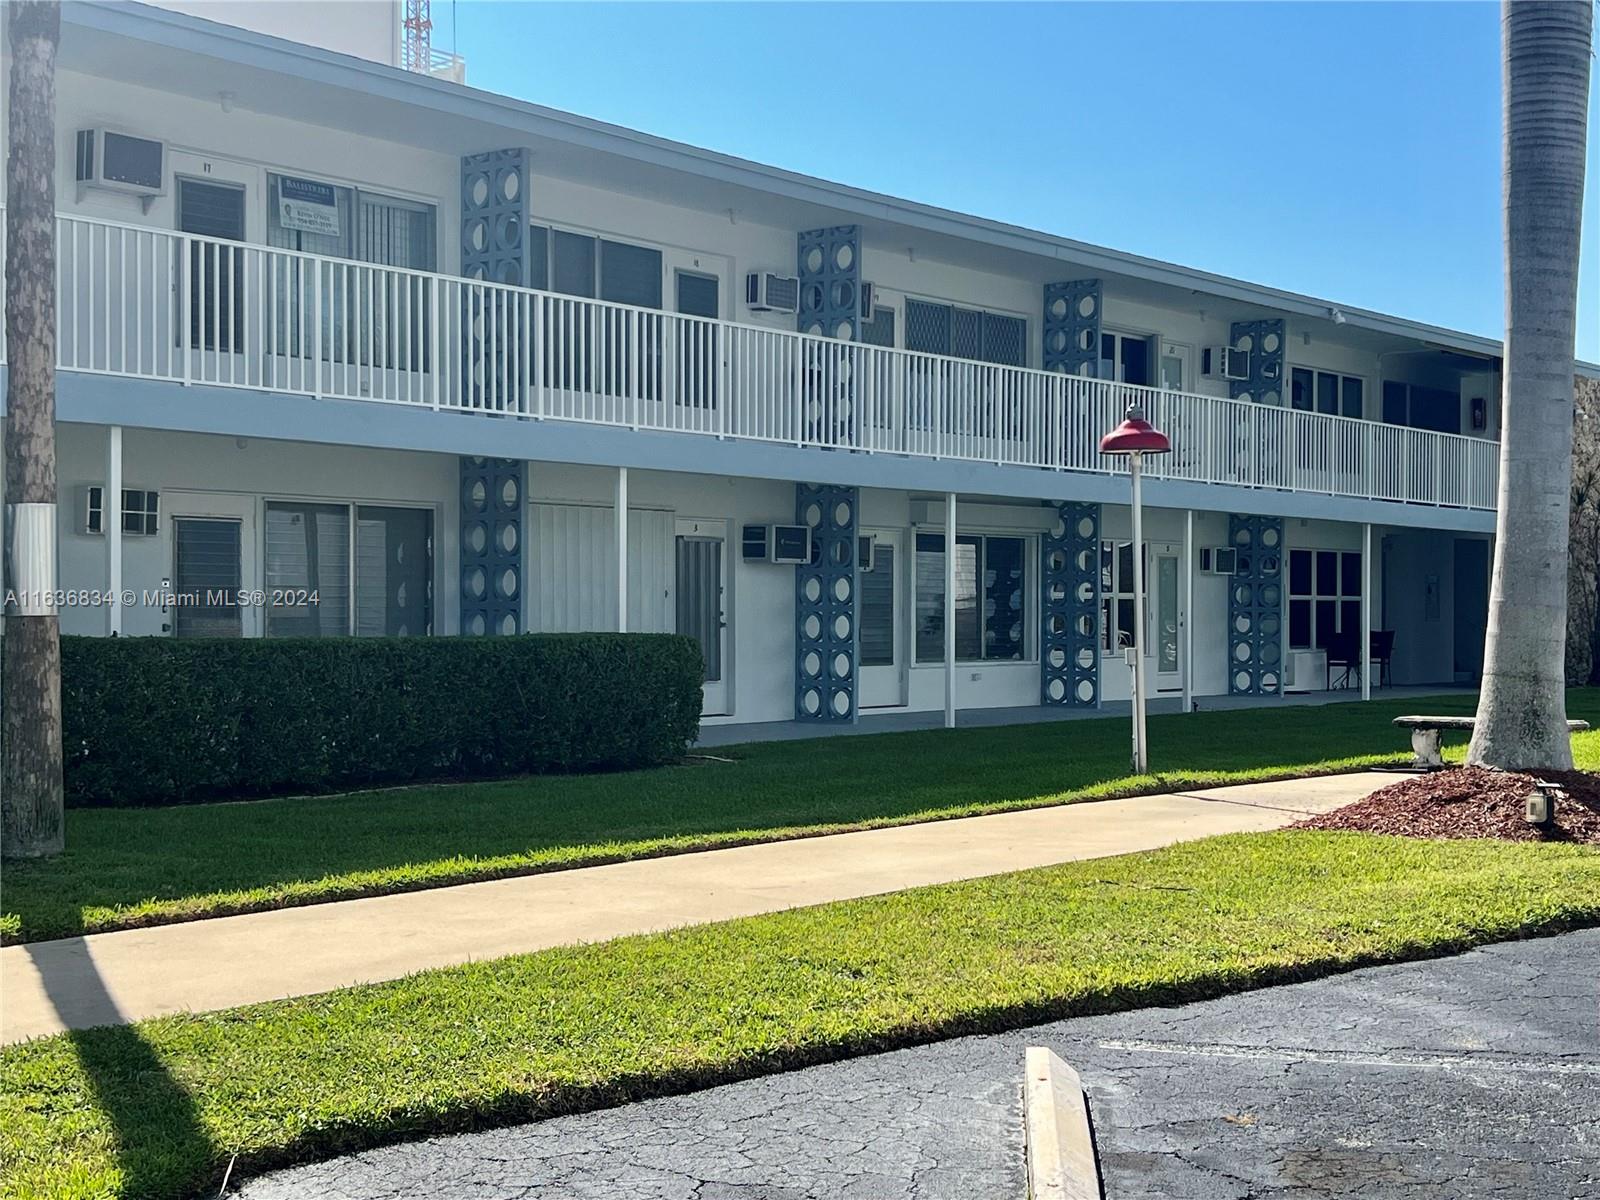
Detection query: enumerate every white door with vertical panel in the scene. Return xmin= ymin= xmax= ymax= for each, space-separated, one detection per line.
xmin=858 ymin=528 xmax=905 ymax=708
xmin=1152 ymin=542 xmax=1183 ymax=693
xmin=676 ymin=517 xmax=729 ymax=715
xmin=164 ymin=492 xmax=260 ymax=638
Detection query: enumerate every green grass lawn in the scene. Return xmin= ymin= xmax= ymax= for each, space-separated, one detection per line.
xmin=4 ymin=689 xmax=1597 ymax=944
xmin=3 ymin=831 xmax=1597 ymax=1200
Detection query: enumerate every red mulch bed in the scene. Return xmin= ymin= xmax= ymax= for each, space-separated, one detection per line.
xmin=1293 ymin=766 xmax=1600 ymax=844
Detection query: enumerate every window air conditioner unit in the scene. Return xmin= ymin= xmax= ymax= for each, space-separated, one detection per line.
xmin=745 ymin=271 xmax=800 ymax=315
xmin=857 ymin=534 xmax=876 ymax=572
xmin=1198 ymin=546 xmax=1238 ymax=576
xmin=83 ymin=486 xmax=160 ymax=536
xmin=859 ymin=282 xmax=875 ymax=323
xmin=1201 ymin=345 xmax=1250 ymax=381
xmin=741 ymin=523 xmax=812 ymax=565
xmin=75 ymin=129 xmax=166 ymax=211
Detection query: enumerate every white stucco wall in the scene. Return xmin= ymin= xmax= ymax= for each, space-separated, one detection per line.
xmin=143 ymin=1 xmax=402 ymax=66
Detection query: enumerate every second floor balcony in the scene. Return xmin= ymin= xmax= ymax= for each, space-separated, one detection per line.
xmin=18 ymin=211 xmax=1500 ymax=511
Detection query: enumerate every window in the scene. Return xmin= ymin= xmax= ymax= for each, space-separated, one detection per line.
xmin=1100 ymin=331 xmax=1152 ymax=385
xmin=904 ymin=298 xmax=1026 ymax=367
xmin=1291 ymin=368 xmax=1364 ymax=418
xmin=528 ymin=225 xmax=664 ymax=306
xmin=914 ymin=532 xmax=1027 ymax=662
xmin=266 ymin=175 xmax=436 ymax=270
xmin=266 ymin=175 xmax=437 ymax=369
xmin=1381 ymin=380 xmax=1461 ymax=433
xmin=265 ymin=501 xmax=433 ymax=638
xmin=860 ymin=305 xmax=896 ymax=348
xmin=1289 ymin=548 xmax=1363 ymax=651
xmin=1100 ymin=540 xmax=1148 ymax=652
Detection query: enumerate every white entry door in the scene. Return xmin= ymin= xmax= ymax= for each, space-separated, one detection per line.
xmin=858 ymin=528 xmax=905 ymax=708
xmin=675 ymin=517 xmax=729 ymax=715
xmin=1152 ymin=542 xmax=1183 ymax=693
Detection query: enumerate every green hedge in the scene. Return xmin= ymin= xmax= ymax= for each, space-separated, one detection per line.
xmin=60 ymin=634 xmax=704 ymax=807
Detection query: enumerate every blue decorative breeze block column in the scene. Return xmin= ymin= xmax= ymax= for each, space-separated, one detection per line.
xmin=1227 ymin=319 xmax=1285 ymax=405
xmin=460 ymin=149 xmax=530 ymax=285
xmin=1227 ymin=514 xmax=1284 ymax=695
xmin=795 ymin=483 xmax=858 ymax=721
xmin=797 ymin=226 xmax=861 ymax=340
xmin=1043 ymin=280 xmax=1102 ymax=375
xmin=461 ymin=150 xmax=531 ymax=412
xmin=1041 ymin=502 xmax=1101 ymax=706
xmin=460 ymin=457 xmax=523 ymax=636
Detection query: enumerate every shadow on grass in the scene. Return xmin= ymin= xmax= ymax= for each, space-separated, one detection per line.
xmin=25 ymin=942 xmax=219 ymax=1198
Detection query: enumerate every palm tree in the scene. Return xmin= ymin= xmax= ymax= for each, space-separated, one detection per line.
xmin=1469 ymin=0 xmax=1593 ymax=772
xmin=2 ymin=0 xmax=64 ymax=857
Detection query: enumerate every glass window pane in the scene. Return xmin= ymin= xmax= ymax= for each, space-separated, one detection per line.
xmin=983 ymin=536 xmax=1025 ymax=660
xmin=860 ymin=545 xmax=895 ymax=667
xmin=355 ymin=506 xmax=433 ymax=637
xmin=528 ymin=224 xmax=549 ymax=290
xmin=861 ymin=306 xmax=896 ymax=349
xmin=1316 ymin=550 xmax=1338 ymax=596
xmin=1120 ymin=336 xmax=1150 ymax=387
xmin=1291 ymin=367 xmax=1313 ymax=411
xmin=1341 ymin=376 xmax=1363 ymax=419
xmin=1314 ymin=599 xmax=1337 ymax=650
xmin=599 ymin=240 xmax=662 ymax=309
xmin=265 ymin=502 xmax=350 ymax=636
xmin=1289 ymin=548 xmax=1313 ymax=595
xmin=356 ymin=192 xmax=436 ymax=271
xmin=552 ymin=230 xmax=596 ymax=297
xmin=1289 ymin=598 xmax=1311 ymax=649
xmin=1116 ymin=598 xmax=1135 ymax=648
xmin=954 ymin=536 xmax=981 ymax=661
xmin=951 ymin=308 xmax=983 ymax=361
xmin=1340 ymin=551 xmax=1362 ymax=597
xmin=1340 ymin=599 xmax=1362 ymax=640
xmin=1100 ymin=540 xmax=1114 ymax=593
xmin=905 ymin=299 xmax=951 ymax=356
xmin=915 ymin=532 xmax=945 ymax=662
xmin=1117 ymin=541 xmax=1135 ymax=593
xmin=1316 ymin=372 xmax=1339 ymax=415
xmin=1101 ymin=596 xmax=1113 ymax=651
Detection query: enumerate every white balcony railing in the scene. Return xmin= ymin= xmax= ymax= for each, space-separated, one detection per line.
xmin=5 ymin=211 xmax=1498 ymax=510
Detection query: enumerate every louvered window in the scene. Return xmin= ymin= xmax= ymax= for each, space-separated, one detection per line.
xmin=904 ymin=298 xmax=1026 ymax=367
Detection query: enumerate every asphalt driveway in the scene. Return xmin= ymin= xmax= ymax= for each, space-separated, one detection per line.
xmin=235 ymin=928 xmax=1600 ymax=1200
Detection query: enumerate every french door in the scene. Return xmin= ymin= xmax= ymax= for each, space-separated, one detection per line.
xmin=675 ymin=518 xmax=729 ymax=715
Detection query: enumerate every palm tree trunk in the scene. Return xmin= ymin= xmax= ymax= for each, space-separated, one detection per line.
xmin=1469 ymin=0 xmax=1593 ymax=772
xmin=2 ymin=0 xmax=64 ymax=858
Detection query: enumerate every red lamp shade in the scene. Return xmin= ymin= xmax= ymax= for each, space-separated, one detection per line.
xmin=1099 ymin=406 xmax=1171 ymax=456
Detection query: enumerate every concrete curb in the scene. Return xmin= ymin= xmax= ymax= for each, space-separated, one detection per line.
xmin=1024 ymin=1046 xmax=1101 ymax=1200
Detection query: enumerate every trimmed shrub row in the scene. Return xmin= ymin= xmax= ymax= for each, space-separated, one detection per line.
xmin=60 ymin=633 xmax=704 ymax=807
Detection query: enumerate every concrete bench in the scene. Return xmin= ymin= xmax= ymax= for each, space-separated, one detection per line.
xmin=1393 ymin=715 xmax=1591 ymax=769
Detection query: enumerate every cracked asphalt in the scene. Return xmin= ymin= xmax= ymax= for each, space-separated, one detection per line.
xmin=235 ymin=929 xmax=1599 ymax=1200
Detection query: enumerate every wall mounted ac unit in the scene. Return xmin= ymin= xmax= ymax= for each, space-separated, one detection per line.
xmin=741 ymin=523 xmax=812 ymax=565
xmin=75 ymin=129 xmax=166 ymax=211
xmin=1198 ymin=546 xmax=1238 ymax=576
xmin=83 ymin=486 xmax=160 ymax=536
xmin=745 ymin=271 xmax=800 ymax=314
xmin=1201 ymin=345 xmax=1250 ymax=381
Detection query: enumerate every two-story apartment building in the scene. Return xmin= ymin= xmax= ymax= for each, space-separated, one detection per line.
xmin=5 ymin=1 xmax=1591 ymax=729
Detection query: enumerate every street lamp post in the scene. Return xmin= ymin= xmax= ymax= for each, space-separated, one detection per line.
xmin=1100 ymin=404 xmax=1172 ymax=774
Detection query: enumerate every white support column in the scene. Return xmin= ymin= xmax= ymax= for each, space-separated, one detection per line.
xmin=944 ymin=491 xmax=957 ymax=729
xmin=106 ymin=425 xmax=123 ymax=636
xmin=1181 ymin=508 xmax=1194 ymax=714
xmin=614 ymin=466 xmax=628 ymax=633
xmin=1361 ymin=522 xmax=1373 ymax=700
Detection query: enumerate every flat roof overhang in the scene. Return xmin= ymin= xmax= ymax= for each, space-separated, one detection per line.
xmin=54 ymin=2 xmax=1597 ymax=380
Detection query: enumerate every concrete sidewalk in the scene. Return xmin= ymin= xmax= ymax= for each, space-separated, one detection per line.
xmin=0 ymin=772 xmax=1399 ymax=1045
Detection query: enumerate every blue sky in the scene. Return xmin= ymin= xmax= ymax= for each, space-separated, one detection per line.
xmin=449 ymin=1 xmax=1599 ymax=360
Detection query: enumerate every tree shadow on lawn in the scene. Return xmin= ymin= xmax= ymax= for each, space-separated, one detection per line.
xmin=26 ymin=943 xmax=219 ymax=1198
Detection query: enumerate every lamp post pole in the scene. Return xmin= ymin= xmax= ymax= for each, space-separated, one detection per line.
xmin=1130 ymin=448 xmax=1149 ymax=774
xmin=1099 ymin=403 xmax=1170 ymax=777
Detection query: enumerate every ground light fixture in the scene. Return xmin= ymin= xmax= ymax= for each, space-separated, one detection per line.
xmin=1100 ymin=404 xmax=1173 ymax=774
